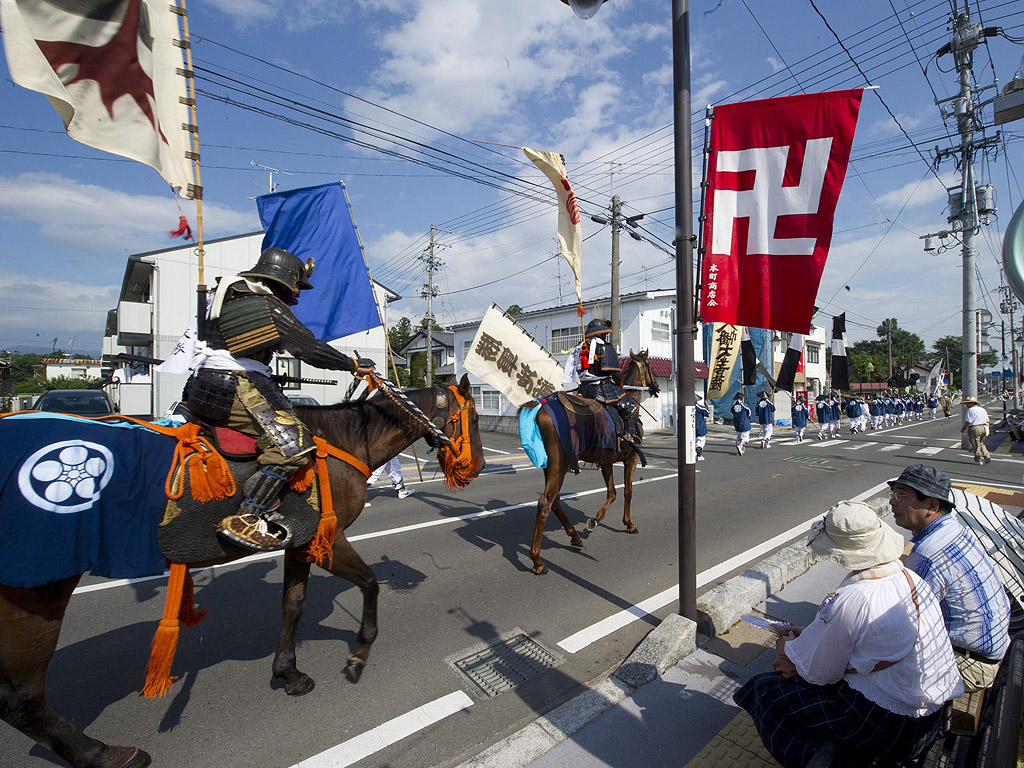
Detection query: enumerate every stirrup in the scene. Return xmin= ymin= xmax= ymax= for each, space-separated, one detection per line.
xmin=217 ymin=511 xmax=293 ymax=552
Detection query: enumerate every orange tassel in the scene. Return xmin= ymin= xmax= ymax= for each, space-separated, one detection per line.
xmin=304 ymin=441 xmax=337 ymax=568
xmin=141 ymin=563 xmax=187 ymax=698
xmin=289 ymin=461 xmax=315 ymax=493
xmin=306 ymin=512 xmax=337 ymax=569
xmin=164 ymin=424 xmax=235 ymax=502
xmin=178 ymin=570 xmax=207 ymax=628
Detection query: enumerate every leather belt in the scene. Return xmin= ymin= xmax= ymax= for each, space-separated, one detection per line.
xmin=952 ymin=645 xmax=1000 ymax=665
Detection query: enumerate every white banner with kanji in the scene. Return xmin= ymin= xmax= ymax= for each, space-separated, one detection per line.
xmin=463 ymin=305 xmax=564 ymax=407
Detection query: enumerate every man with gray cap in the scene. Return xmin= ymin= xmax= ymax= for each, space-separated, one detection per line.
xmin=960 ymin=397 xmax=990 ymax=464
xmin=890 ymin=464 xmax=1009 ymax=691
xmin=735 ymin=500 xmax=961 ymax=766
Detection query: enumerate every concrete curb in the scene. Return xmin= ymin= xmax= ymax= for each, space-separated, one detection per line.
xmin=453 ymin=543 xmax=817 ymax=768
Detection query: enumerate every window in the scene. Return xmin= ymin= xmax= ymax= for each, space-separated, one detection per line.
xmin=806 ymin=345 xmax=820 ymax=364
xmin=651 ymin=320 xmax=670 ymax=343
xmin=480 ymin=389 xmax=501 ymax=411
xmin=275 ymin=357 xmax=301 ymax=390
xmin=550 ymin=327 xmax=581 ymax=353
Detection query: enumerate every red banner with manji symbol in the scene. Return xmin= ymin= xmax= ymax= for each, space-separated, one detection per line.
xmin=699 ymin=89 xmax=862 ymax=334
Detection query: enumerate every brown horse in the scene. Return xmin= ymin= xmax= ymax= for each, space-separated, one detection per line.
xmin=526 ymin=350 xmax=659 ymax=575
xmin=0 ymin=375 xmax=484 ymax=768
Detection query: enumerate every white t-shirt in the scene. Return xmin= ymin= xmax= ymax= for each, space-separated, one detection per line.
xmin=786 ymin=565 xmax=964 ymax=717
xmin=963 ymin=404 xmax=989 ymax=426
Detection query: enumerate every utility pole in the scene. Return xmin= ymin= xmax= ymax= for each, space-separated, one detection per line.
xmin=419 ymin=225 xmax=446 ymax=387
xmin=926 ymin=10 xmax=1001 ymax=443
xmin=611 ymin=195 xmax=621 ymax=348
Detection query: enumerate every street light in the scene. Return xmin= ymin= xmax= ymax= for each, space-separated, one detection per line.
xmin=558 ymin=0 xmax=608 ymax=20
xmin=557 ymin=0 xmax=696 ymax=620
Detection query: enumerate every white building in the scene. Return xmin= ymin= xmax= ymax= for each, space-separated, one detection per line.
xmin=770 ymin=324 xmax=828 ymax=397
xmin=102 ymin=232 xmax=398 ymax=418
xmin=42 ymin=357 xmax=104 ymax=381
xmin=450 ymin=290 xmax=707 ymax=434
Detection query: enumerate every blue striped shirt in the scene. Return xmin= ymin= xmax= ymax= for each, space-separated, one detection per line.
xmin=908 ymin=514 xmax=1010 ymax=660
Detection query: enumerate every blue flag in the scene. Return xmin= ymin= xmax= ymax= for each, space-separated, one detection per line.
xmin=257 ymin=182 xmax=382 ymax=341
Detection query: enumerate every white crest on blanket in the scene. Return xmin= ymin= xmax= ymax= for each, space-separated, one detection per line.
xmin=18 ymin=441 xmax=115 ymax=514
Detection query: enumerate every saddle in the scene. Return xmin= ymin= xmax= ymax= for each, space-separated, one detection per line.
xmin=557 ymin=391 xmax=605 ymax=417
xmin=175 ymin=404 xmax=258 ymax=460
xmin=160 ymin=408 xmax=320 ymax=562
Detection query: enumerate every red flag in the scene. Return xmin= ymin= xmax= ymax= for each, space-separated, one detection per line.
xmin=700 ymin=89 xmax=862 ymax=334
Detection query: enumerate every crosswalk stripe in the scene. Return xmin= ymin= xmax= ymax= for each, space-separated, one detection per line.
xmin=807 ymin=439 xmax=848 ymax=447
xmin=916 ymin=447 xmax=944 ymax=455
xmin=879 ymin=445 xmax=900 ymax=452
xmin=843 ymin=442 xmax=877 ymax=450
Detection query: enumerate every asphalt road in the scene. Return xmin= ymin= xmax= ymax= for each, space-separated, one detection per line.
xmin=4 ymin=400 xmax=1021 ymax=768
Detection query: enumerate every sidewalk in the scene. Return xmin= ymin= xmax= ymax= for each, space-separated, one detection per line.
xmin=457 ymin=483 xmax=1022 ymax=768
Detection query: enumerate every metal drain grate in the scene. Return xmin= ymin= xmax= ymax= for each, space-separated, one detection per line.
xmin=453 ymin=633 xmax=560 ymax=697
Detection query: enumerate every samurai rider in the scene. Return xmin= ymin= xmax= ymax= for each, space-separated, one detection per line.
xmin=575 ymin=318 xmax=642 ymax=444
xmin=182 ymin=247 xmax=375 ymax=552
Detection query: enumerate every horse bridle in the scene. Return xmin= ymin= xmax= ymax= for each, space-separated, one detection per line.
xmin=433 ymin=385 xmax=473 ymax=462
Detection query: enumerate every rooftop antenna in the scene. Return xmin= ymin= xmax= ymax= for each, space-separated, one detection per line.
xmin=249 ymin=161 xmax=292 ymax=197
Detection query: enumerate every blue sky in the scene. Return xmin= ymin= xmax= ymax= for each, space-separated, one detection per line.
xmin=1 ymin=0 xmax=1023 ymax=356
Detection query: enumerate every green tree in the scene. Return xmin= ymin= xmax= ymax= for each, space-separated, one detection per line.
xmin=388 ymin=316 xmax=414 ymax=353
xmin=506 ymin=303 xmax=523 ymax=316
xmin=875 ymin=318 xmax=925 ymax=386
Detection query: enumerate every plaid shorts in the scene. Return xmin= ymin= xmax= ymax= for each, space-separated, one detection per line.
xmin=733 ymin=673 xmax=941 ymax=768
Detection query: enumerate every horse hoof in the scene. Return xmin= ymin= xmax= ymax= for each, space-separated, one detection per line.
xmin=346 ymin=658 xmax=366 ymax=683
xmin=120 ymin=748 xmax=153 ymax=768
xmin=626 ymin=525 xmax=639 ymax=535
xmin=586 ymin=518 xmax=597 ymax=530
xmin=533 ymin=564 xmax=548 ymax=575
xmin=570 ymin=535 xmax=583 ymax=548
xmin=286 ymin=674 xmax=316 ymax=696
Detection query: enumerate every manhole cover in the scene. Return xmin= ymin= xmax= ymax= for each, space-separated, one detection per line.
xmin=452 ymin=633 xmax=560 ymax=697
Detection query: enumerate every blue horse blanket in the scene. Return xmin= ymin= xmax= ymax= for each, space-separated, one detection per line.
xmin=518 ymin=394 xmax=617 ymax=474
xmin=0 ymin=414 xmax=176 ymax=587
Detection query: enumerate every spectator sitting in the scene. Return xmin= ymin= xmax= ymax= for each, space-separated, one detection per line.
xmin=890 ymin=464 xmax=1010 ymax=692
xmin=735 ymin=501 xmax=963 ymax=768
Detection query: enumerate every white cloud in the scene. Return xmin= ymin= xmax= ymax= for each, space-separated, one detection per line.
xmin=874 ymin=174 xmax=955 ymax=211
xmin=0 ymin=173 xmax=258 ymax=256
xmin=0 ymin=269 xmax=119 ymax=353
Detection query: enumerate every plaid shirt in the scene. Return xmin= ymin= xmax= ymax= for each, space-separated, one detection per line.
xmin=908 ymin=514 xmax=1009 ymax=660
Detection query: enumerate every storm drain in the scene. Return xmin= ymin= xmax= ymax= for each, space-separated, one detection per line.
xmin=453 ymin=633 xmax=560 ymax=697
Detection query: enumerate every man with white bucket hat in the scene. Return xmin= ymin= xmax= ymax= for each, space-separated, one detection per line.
xmin=735 ymin=500 xmax=962 ymax=767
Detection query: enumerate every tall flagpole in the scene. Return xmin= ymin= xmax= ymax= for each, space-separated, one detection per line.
xmin=174 ymin=0 xmax=206 ymax=329
xmin=342 ymin=180 xmax=424 ymax=481
xmin=673 ymin=0 xmax=698 ymax=621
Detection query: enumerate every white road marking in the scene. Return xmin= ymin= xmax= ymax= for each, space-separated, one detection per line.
xmin=879 ymin=445 xmax=900 ymax=452
xmin=916 ymin=447 xmax=943 ymax=455
xmin=843 ymin=442 xmax=877 ymax=450
xmin=290 ymin=690 xmax=474 ymax=768
xmin=556 ymin=480 xmax=892 ymax=653
xmin=806 ymin=439 xmax=848 ymax=447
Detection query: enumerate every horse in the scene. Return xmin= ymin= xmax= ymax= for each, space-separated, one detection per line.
xmin=0 ymin=375 xmax=484 ymax=768
xmin=526 ymin=350 xmax=659 ymax=575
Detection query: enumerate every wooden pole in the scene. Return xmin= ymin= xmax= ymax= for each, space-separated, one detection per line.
xmin=347 ymin=181 xmax=424 ymax=482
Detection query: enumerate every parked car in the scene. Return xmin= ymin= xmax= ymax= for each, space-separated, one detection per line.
xmin=286 ymin=394 xmax=320 ymax=407
xmin=33 ymin=389 xmax=116 ymax=416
